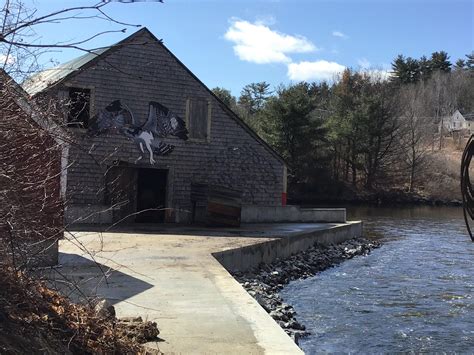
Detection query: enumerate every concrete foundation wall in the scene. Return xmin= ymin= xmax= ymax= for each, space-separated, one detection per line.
xmin=66 ymin=205 xmax=113 ymax=224
xmin=241 ymin=206 xmax=346 ymax=223
xmin=213 ymin=221 xmax=362 ymax=272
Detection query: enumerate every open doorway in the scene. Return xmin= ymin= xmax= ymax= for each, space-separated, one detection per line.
xmin=135 ymin=168 xmax=167 ymax=223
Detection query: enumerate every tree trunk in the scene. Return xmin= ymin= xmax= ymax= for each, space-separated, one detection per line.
xmin=409 ymin=142 xmax=416 ymax=192
xmin=351 ymin=149 xmax=357 ymax=187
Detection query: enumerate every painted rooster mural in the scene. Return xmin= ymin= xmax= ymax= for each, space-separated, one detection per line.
xmin=88 ymin=100 xmax=188 ymax=164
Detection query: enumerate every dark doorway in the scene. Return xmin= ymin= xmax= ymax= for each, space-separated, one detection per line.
xmin=135 ymin=168 xmax=167 ymax=223
xmin=105 ymin=166 xmax=138 ymax=223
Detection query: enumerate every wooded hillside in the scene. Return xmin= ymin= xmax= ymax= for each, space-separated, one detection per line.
xmin=213 ymin=51 xmax=474 ymax=205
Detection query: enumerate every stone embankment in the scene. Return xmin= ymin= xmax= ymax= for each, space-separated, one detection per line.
xmin=233 ymin=238 xmax=381 ymax=344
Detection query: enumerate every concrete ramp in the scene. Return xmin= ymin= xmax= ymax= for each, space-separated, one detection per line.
xmin=51 ymin=222 xmax=361 ymax=354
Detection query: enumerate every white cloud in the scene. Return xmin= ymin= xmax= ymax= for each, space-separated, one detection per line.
xmin=365 ymin=69 xmax=392 ymax=81
xmin=0 ymin=54 xmax=15 ymax=65
xmin=358 ymin=58 xmax=371 ymax=69
xmin=356 ymin=60 xmax=391 ymax=80
xmin=224 ymin=18 xmax=317 ymax=64
xmin=332 ymin=31 xmax=348 ymax=39
xmin=287 ymin=60 xmax=346 ymax=81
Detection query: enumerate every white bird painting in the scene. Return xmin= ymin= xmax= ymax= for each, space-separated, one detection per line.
xmin=88 ymin=100 xmax=188 ymax=164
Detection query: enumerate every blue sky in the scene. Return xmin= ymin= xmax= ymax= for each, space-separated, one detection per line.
xmin=13 ymin=0 xmax=474 ymax=96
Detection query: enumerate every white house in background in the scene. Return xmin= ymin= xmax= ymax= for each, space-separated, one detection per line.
xmin=440 ymin=110 xmax=474 ymax=133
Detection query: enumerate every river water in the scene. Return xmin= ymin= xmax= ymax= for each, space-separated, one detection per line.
xmin=281 ymin=206 xmax=474 ymax=353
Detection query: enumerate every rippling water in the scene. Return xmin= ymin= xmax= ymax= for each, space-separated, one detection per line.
xmin=281 ymin=206 xmax=474 ymax=353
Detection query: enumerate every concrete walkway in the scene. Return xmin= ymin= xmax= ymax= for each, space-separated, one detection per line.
xmin=50 ymin=223 xmax=360 ymax=354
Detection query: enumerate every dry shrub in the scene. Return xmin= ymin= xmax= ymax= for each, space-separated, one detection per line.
xmin=0 ymin=267 xmax=158 ymax=354
xmin=0 ymin=71 xmax=64 ymax=268
xmin=0 ymin=73 xmax=160 ymax=354
xmin=420 ymin=149 xmax=462 ymax=201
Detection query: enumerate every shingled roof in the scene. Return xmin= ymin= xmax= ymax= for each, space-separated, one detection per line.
xmin=2 ymin=69 xmax=68 ymax=144
xmin=21 ymin=28 xmax=287 ymax=165
xmin=463 ymin=112 xmax=474 ymax=121
xmin=23 ymin=47 xmax=109 ymax=96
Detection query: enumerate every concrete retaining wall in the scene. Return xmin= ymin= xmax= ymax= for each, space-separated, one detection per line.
xmin=70 ymin=204 xmax=347 ymax=225
xmin=213 ymin=221 xmax=362 ymax=272
xmin=241 ymin=206 xmax=346 ymax=223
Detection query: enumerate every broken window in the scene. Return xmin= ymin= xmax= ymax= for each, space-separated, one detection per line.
xmin=67 ymin=87 xmax=90 ymax=128
xmin=187 ymin=98 xmax=209 ymax=140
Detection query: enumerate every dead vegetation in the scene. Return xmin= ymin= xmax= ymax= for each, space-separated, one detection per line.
xmin=0 ymin=3 xmax=166 ymax=352
xmin=0 ymin=267 xmax=160 ymax=354
xmin=421 ymin=147 xmax=462 ymax=202
xmin=0 ymin=71 xmax=160 ymax=354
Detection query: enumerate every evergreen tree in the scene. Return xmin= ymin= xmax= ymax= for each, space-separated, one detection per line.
xmin=211 ymin=87 xmax=236 ymax=109
xmin=260 ymin=83 xmax=326 ymax=184
xmin=419 ymin=55 xmax=433 ymax=80
xmin=236 ymin=81 xmax=272 ymax=133
xmin=391 ymin=55 xmax=420 ymax=84
xmin=455 ymin=59 xmax=466 ymax=70
xmin=329 ymin=69 xmax=367 ymax=185
xmin=406 ymin=57 xmax=421 ymax=82
xmin=391 ymin=54 xmax=409 ymax=83
xmin=466 ymin=52 xmax=474 ymax=70
xmin=238 ymin=82 xmax=272 ymax=116
xmin=309 ymin=81 xmax=332 ymax=111
xmin=430 ymin=51 xmax=451 ymax=72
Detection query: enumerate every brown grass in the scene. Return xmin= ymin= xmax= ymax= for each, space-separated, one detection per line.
xmin=0 ymin=267 xmax=159 ymax=354
xmin=420 ymin=146 xmax=462 ymax=202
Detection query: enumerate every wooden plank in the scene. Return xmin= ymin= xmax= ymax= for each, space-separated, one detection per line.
xmin=208 ymin=196 xmax=241 ymax=208
xmin=207 ymin=202 xmax=241 ymax=217
xmin=206 ymin=213 xmax=241 ymax=227
xmin=191 ymin=183 xmax=242 ymax=226
xmin=189 ymin=99 xmax=208 ymax=140
xmin=207 ymin=201 xmax=241 ymax=227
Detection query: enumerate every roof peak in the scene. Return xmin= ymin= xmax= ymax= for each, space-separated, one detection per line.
xmin=22 ymin=27 xmax=161 ymax=96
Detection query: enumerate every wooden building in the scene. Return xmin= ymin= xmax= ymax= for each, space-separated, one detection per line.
xmin=0 ymin=70 xmax=63 ymax=266
xmin=24 ymin=28 xmax=287 ymax=224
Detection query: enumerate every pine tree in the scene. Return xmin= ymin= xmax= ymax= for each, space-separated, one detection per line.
xmin=211 ymin=87 xmax=236 ymax=109
xmin=238 ymin=82 xmax=272 ymax=115
xmin=406 ymin=57 xmax=421 ymax=82
xmin=419 ymin=55 xmax=432 ymax=80
xmin=466 ymin=52 xmax=474 ymax=70
xmin=455 ymin=59 xmax=466 ymax=70
xmin=391 ymin=54 xmax=408 ymax=83
xmin=391 ymin=55 xmax=420 ymax=84
xmin=430 ymin=51 xmax=451 ymax=72
xmin=237 ymin=82 xmax=272 ymax=133
xmin=260 ymin=83 xmax=326 ymax=183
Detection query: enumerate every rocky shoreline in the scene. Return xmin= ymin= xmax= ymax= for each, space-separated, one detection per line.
xmin=232 ymin=238 xmax=381 ymax=344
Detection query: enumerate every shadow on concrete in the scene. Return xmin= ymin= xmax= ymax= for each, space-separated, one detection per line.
xmin=67 ymin=222 xmax=339 ymax=240
xmin=44 ymin=252 xmax=154 ymax=306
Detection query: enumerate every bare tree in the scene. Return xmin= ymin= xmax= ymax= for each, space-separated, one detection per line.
xmin=0 ymin=3 xmax=164 ymax=351
xmin=425 ymin=71 xmax=472 ymax=149
xmin=0 ymin=0 xmax=140 ymax=81
xmin=397 ymin=82 xmax=433 ymax=192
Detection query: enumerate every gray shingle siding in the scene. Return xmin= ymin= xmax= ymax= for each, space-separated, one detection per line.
xmin=48 ymin=30 xmax=285 ymax=223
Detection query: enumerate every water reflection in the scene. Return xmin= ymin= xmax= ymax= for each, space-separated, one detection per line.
xmin=281 ymin=206 xmax=474 ymax=353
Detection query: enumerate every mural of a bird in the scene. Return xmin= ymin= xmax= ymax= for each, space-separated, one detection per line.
xmin=88 ymin=100 xmax=188 ymax=164
xmin=88 ymin=100 xmax=134 ymax=135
